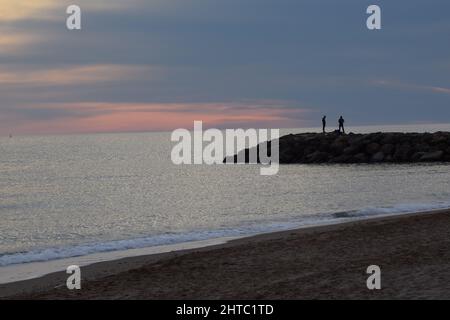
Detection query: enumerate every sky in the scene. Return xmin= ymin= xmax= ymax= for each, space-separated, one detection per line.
xmin=0 ymin=0 xmax=450 ymax=135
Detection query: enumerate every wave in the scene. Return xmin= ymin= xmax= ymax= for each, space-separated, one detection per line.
xmin=0 ymin=221 xmax=312 ymax=267
xmin=333 ymin=202 xmax=450 ymax=218
xmin=2 ymin=201 xmax=450 ymax=267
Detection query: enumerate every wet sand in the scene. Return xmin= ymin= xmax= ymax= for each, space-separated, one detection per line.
xmin=2 ymin=210 xmax=450 ymax=300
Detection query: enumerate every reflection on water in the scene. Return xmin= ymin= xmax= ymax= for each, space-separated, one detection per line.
xmin=1 ymin=124 xmax=450 ymax=264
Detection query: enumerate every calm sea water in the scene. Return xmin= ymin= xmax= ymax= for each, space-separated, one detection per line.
xmin=1 ymin=124 xmax=450 ymax=267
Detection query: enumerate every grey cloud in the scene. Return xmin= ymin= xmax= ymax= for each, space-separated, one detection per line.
xmin=0 ymin=0 xmax=450 ymax=129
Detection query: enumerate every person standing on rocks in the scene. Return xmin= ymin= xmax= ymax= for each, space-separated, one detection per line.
xmin=322 ymin=116 xmax=327 ymax=133
xmin=338 ymin=116 xmax=345 ymax=134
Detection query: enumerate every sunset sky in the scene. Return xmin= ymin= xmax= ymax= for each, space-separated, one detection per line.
xmin=1 ymin=0 xmax=450 ymax=135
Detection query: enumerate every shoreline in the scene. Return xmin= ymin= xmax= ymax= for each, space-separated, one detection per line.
xmin=2 ymin=208 xmax=450 ymax=299
xmin=3 ymin=202 xmax=450 ymax=277
xmin=1 ymin=206 xmax=448 ymax=285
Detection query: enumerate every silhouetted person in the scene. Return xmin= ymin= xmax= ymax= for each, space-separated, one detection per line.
xmin=338 ymin=116 xmax=345 ymax=134
xmin=322 ymin=116 xmax=327 ymax=133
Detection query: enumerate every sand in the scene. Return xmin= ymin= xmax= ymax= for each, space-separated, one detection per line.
xmin=2 ymin=210 xmax=450 ymax=300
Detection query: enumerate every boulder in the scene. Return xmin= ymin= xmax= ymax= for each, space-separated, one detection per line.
xmin=334 ymin=136 xmax=349 ymax=145
xmin=393 ymin=143 xmax=413 ymax=161
xmin=420 ymin=150 xmax=444 ymax=162
xmin=380 ymin=134 xmax=396 ymax=145
xmin=371 ymin=152 xmax=385 ymax=162
xmin=353 ymin=153 xmax=368 ymax=163
xmin=412 ymin=152 xmax=426 ymax=162
xmin=330 ymin=141 xmax=346 ymax=153
xmin=431 ymin=135 xmax=447 ymax=145
xmin=226 ymin=131 xmax=450 ymax=164
xmin=413 ymin=143 xmax=430 ymax=153
xmin=348 ymin=135 xmax=365 ymax=145
xmin=279 ymin=151 xmax=295 ymax=163
xmin=306 ymin=151 xmax=329 ymax=163
xmin=380 ymin=144 xmax=395 ymax=156
xmin=365 ymin=143 xmax=380 ymax=155
xmin=329 ymin=155 xmax=351 ymax=163
xmin=343 ymin=145 xmax=360 ymax=155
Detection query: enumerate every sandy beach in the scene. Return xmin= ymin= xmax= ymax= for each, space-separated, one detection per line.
xmin=2 ymin=209 xmax=450 ymax=300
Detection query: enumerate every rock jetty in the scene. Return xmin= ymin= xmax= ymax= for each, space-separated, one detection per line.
xmin=226 ymin=131 xmax=450 ymax=164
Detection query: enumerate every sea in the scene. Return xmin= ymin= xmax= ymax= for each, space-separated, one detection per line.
xmin=1 ymin=124 xmax=450 ymax=283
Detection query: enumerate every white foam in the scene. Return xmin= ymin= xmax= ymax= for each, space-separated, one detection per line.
xmin=0 ymin=222 xmax=309 ymax=267
xmin=334 ymin=202 xmax=450 ymax=218
xmin=0 ymin=237 xmax=239 ymax=285
xmin=1 ymin=201 xmax=449 ymax=270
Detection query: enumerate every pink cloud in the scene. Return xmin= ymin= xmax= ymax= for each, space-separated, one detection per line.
xmin=4 ymin=101 xmax=313 ymax=135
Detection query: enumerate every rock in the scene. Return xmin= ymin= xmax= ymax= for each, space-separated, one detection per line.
xmin=380 ymin=144 xmax=395 ymax=155
xmin=431 ymin=135 xmax=447 ymax=145
xmin=226 ymin=131 xmax=450 ymax=164
xmin=343 ymin=145 xmax=360 ymax=155
xmin=279 ymin=150 xmax=295 ymax=163
xmin=330 ymin=141 xmax=346 ymax=155
xmin=412 ymin=152 xmax=426 ymax=162
xmin=413 ymin=143 xmax=430 ymax=153
xmin=334 ymin=136 xmax=349 ymax=145
xmin=393 ymin=143 xmax=413 ymax=161
xmin=365 ymin=143 xmax=380 ymax=155
xmin=436 ymin=143 xmax=448 ymax=153
xmin=380 ymin=134 xmax=396 ymax=145
xmin=318 ymin=142 xmax=331 ymax=153
xmin=348 ymin=135 xmax=365 ymax=145
xmin=371 ymin=152 xmax=385 ymax=162
xmin=420 ymin=150 xmax=444 ymax=162
xmin=353 ymin=153 xmax=368 ymax=163
xmin=306 ymin=151 xmax=329 ymax=163
xmin=329 ymin=155 xmax=351 ymax=163
xmin=369 ymin=133 xmax=384 ymax=143
xmin=420 ymin=132 xmax=431 ymax=141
